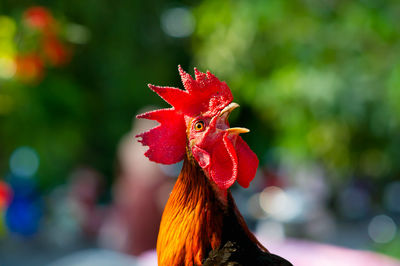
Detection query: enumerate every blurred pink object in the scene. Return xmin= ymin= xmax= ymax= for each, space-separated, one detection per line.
xmin=99 ymin=113 xmax=174 ymax=256
xmin=135 ymin=239 xmax=400 ymax=266
xmin=264 ymin=238 xmax=400 ymax=266
xmin=69 ymin=167 xmax=105 ymax=237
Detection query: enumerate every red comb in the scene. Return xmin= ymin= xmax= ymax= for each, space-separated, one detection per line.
xmin=136 ymin=66 xmax=233 ymax=164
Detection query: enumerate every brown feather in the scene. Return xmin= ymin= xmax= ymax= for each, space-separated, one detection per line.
xmin=157 ymin=158 xmax=224 ymax=265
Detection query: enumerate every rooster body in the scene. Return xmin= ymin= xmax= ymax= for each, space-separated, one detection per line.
xmin=137 ymin=67 xmax=292 ymax=265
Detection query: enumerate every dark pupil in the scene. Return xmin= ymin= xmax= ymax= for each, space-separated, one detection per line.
xmin=196 ymin=122 xmax=203 ymax=129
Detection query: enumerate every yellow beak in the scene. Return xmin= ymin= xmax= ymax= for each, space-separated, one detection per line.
xmin=226 ymin=127 xmax=250 ymax=134
xmin=219 ymin=103 xmax=250 ymax=135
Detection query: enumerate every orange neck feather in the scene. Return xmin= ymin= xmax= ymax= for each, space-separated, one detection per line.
xmin=156 ymin=158 xmax=224 ymax=265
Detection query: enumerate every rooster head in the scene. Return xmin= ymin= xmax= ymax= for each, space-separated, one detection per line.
xmin=136 ymin=66 xmax=258 ymax=190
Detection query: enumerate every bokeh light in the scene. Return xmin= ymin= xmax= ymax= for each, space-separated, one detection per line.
xmin=0 ymin=16 xmax=17 ymax=80
xmin=5 ymin=197 xmax=42 ymax=236
xmin=0 ymin=57 xmax=16 ymax=79
xmin=9 ymin=146 xmax=40 ymax=178
xmin=161 ymin=7 xmax=195 ymax=38
xmin=0 ymin=181 xmax=12 ymax=209
xmin=368 ymin=215 xmax=397 ymax=244
xmin=256 ymin=220 xmax=285 ymax=243
xmin=65 ymin=24 xmax=90 ymax=44
xmin=259 ymin=186 xmax=305 ymax=222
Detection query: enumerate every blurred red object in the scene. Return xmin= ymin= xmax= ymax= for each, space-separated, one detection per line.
xmin=43 ymin=35 xmax=69 ymax=66
xmin=0 ymin=180 xmax=12 ymax=209
xmin=15 ymin=6 xmax=72 ymax=83
xmin=15 ymin=54 xmax=44 ymax=82
xmin=23 ymin=6 xmax=54 ymax=31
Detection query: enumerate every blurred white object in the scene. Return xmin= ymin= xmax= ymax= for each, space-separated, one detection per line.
xmin=368 ymin=215 xmax=397 ymax=244
xmin=161 ymin=7 xmax=195 ymax=38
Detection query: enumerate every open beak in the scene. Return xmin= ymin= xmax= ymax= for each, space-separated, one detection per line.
xmin=219 ymin=102 xmax=250 ymax=135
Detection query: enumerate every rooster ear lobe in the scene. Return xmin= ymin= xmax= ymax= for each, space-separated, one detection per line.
xmin=192 ymin=145 xmax=210 ymax=168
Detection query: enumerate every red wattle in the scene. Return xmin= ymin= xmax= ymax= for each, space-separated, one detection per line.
xmin=235 ymin=136 xmax=259 ymax=188
xmin=209 ymin=133 xmax=238 ymax=190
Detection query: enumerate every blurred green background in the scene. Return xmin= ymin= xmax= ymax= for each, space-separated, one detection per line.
xmin=0 ymin=0 xmax=399 ymax=264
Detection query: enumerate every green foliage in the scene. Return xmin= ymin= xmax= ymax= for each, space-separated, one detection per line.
xmin=0 ymin=1 xmax=191 ymax=188
xmin=193 ymin=0 xmax=400 ymax=180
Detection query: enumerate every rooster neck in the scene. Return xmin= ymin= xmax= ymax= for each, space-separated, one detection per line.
xmin=156 ymin=158 xmax=268 ymax=266
xmin=156 ymin=158 xmax=225 ymax=266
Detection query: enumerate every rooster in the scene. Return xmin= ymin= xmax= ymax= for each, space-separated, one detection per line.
xmin=136 ymin=66 xmax=292 ymax=266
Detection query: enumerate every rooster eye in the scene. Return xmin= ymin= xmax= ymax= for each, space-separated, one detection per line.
xmin=194 ymin=120 xmax=205 ymax=132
